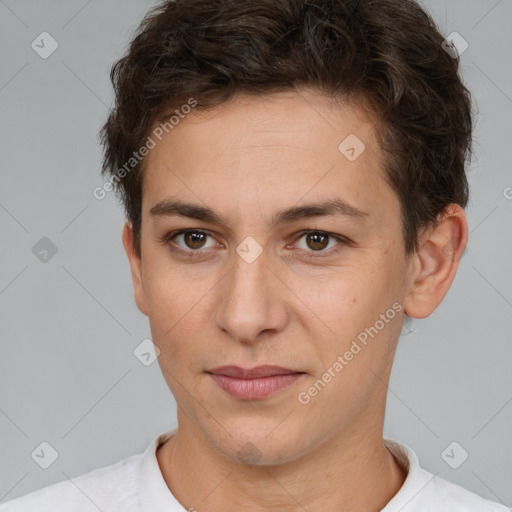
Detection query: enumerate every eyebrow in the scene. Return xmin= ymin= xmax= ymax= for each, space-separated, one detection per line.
xmin=149 ymin=198 xmax=369 ymax=227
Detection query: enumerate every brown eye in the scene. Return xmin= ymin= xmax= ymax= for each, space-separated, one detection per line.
xmin=183 ymin=231 xmax=207 ymax=249
xmin=164 ymin=229 xmax=217 ymax=253
xmin=305 ymin=232 xmax=329 ymax=251
xmin=294 ymin=230 xmax=347 ymax=258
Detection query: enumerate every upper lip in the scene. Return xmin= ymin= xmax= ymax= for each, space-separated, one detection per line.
xmin=207 ymin=365 xmax=303 ymax=379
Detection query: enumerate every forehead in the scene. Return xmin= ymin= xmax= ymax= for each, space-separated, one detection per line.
xmin=149 ymin=89 xmax=382 ymax=167
xmin=142 ymin=88 xmax=399 ymax=231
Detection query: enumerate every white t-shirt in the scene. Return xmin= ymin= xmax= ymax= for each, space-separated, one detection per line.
xmin=1 ymin=428 xmax=509 ymax=511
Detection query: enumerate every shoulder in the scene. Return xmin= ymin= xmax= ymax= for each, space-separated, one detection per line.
xmin=425 ymin=470 xmax=510 ymax=512
xmin=383 ymin=437 xmax=510 ymax=512
xmin=0 ymin=453 xmax=142 ymax=512
xmin=393 ymin=465 xmax=512 ymax=512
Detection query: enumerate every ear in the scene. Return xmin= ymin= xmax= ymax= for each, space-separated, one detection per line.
xmin=122 ymin=221 xmax=148 ymax=316
xmin=403 ymin=204 xmax=468 ymax=319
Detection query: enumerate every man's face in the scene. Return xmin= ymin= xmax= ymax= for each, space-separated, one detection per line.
xmin=127 ymin=88 xmax=414 ymax=464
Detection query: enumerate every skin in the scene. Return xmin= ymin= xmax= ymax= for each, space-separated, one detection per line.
xmin=122 ymin=87 xmax=468 ymax=512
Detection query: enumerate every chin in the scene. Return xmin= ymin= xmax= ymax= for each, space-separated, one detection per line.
xmin=207 ymin=424 xmax=307 ymax=467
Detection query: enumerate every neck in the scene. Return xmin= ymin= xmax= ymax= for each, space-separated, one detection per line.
xmin=156 ymin=406 xmax=407 ymax=512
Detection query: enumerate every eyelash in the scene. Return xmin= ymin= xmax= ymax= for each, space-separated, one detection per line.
xmin=158 ymin=229 xmax=350 ymax=259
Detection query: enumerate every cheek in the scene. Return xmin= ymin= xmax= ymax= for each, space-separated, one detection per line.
xmin=142 ymin=263 xmax=217 ymax=366
xmin=305 ymin=261 xmax=403 ymax=362
xmin=142 ymin=268 xmax=189 ymax=352
xmin=143 ymin=247 xmax=196 ymax=315
xmin=306 ymin=266 xmax=387 ymax=323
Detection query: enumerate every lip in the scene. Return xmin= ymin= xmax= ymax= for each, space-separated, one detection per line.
xmin=208 ymin=365 xmax=301 ymax=379
xmin=207 ymin=365 xmax=305 ymax=400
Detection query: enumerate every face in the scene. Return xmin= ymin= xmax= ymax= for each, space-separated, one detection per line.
xmin=125 ymin=88 xmax=415 ymax=465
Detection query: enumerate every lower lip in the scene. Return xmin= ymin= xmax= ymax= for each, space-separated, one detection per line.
xmin=209 ymin=373 xmax=304 ymax=399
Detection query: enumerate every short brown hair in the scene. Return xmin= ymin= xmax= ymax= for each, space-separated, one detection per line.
xmin=99 ymin=0 xmax=473 ymax=258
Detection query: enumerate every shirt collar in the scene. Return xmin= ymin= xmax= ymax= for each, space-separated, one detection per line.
xmin=381 ymin=436 xmax=438 ymax=511
xmin=137 ymin=427 xmax=183 ymax=511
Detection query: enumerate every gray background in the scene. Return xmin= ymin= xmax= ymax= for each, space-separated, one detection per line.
xmin=0 ymin=0 xmax=511 ymax=506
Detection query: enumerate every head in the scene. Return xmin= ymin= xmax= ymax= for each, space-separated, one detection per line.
xmin=100 ymin=0 xmax=472 ymax=465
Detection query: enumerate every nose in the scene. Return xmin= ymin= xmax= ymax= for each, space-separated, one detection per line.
xmin=215 ymin=245 xmax=289 ymax=345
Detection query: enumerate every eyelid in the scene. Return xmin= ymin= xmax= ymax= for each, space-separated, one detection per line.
xmin=159 ymin=228 xmax=350 ymax=257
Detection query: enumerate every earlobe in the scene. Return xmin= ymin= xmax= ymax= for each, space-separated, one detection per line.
xmin=403 ymin=204 xmax=468 ymax=319
xmin=121 ymin=221 xmax=148 ymax=316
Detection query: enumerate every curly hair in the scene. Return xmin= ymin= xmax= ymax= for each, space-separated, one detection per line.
xmin=99 ymin=0 xmax=473 ymax=258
